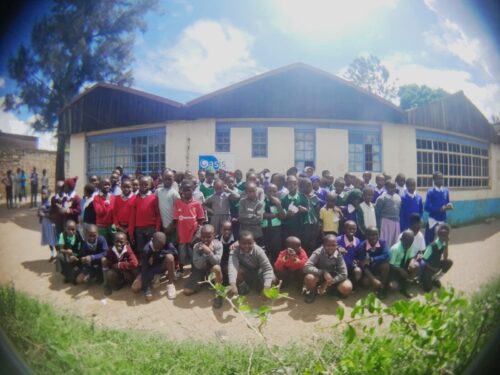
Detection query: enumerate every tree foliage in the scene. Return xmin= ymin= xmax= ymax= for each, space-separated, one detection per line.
xmin=343 ymin=54 xmax=398 ymax=101
xmin=398 ymin=84 xmax=449 ymax=110
xmin=3 ymin=0 xmax=158 ymax=132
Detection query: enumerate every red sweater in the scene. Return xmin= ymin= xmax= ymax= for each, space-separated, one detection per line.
xmin=106 ymin=245 xmax=139 ymax=270
xmin=93 ymin=194 xmax=115 ymax=227
xmin=129 ymin=192 xmax=161 ymax=236
xmin=274 ymin=248 xmax=309 ymax=272
xmin=113 ymin=194 xmax=136 ymax=227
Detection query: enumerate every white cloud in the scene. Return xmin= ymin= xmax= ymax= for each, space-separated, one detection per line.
xmin=0 ymin=97 xmax=57 ymax=150
xmin=423 ymin=0 xmax=437 ymax=12
xmin=383 ymin=53 xmax=500 ymax=119
xmin=269 ymin=0 xmax=397 ymax=41
xmin=135 ymin=20 xmax=263 ymax=93
xmin=0 ymin=77 xmax=5 ymax=88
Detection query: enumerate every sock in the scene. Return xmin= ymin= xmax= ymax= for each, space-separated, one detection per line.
xmin=49 ymin=246 xmax=55 ymax=257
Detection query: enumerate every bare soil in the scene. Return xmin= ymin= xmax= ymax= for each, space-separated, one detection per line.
xmin=1 ymin=203 xmax=499 ymax=346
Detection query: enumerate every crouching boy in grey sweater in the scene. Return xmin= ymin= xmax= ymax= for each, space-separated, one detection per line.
xmin=303 ymin=234 xmax=352 ymax=303
xmin=228 ymin=231 xmax=277 ymax=297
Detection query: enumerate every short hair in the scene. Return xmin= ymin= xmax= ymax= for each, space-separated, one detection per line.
xmin=436 ymin=223 xmax=450 ymax=233
xmin=65 ymin=220 xmax=76 ymax=228
xmin=239 ymin=230 xmax=254 ymax=240
xmin=433 ymin=171 xmax=443 ymax=179
xmin=201 ymin=224 xmax=215 ymax=234
xmin=409 ymin=213 xmax=422 ymax=226
xmin=334 ymin=177 xmax=345 ymax=185
xmin=181 ymin=178 xmax=194 ymax=189
xmin=86 ymin=224 xmax=97 ymax=233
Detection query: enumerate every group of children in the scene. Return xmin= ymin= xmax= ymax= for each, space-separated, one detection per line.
xmin=37 ymin=165 xmax=454 ymax=307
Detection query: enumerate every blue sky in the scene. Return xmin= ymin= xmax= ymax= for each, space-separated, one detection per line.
xmin=0 ymin=0 xmax=499 ymax=150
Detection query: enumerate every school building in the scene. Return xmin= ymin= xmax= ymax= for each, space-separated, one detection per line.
xmin=60 ymin=63 xmax=500 ymax=226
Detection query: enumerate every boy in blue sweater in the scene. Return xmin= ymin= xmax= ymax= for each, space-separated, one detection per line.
xmin=424 ymin=172 xmax=453 ymax=245
xmin=75 ymin=224 xmax=108 ymax=284
xmin=400 ymin=178 xmax=423 ymax=231
xmin=358 ymin=226 xmax=391 ymax=299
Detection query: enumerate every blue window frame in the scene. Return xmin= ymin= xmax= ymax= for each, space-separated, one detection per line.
xmin=215 ymin=126 xmax=230 ymax=152
xmin=348 ymin=131 xmax=381 ymax=172
xmin=295 ymin=129 xmax=315 ymax=171
xmin=87 ymin=127 xmax=165 ymax=179
xmin=252 ymin=127 xmax=268 ymax=157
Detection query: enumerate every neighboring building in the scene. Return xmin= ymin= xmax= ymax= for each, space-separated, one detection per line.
xmin=0 ymin=131 xmax=38 ymax=150
xmin=60 ymin=63 xmax=500 ymax=226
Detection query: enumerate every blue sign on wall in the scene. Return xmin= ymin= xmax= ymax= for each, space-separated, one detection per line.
xmin=198 ymin=154 xmax=235 ymax=171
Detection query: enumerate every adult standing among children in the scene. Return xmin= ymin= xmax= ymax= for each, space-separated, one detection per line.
xmin=30 ymin=167 xmax=39 ymax=208
xmin=2 ymin=170 xmax=14 ymax=208
xmin=20 ymin=169 xmax=27 ymax=203
xmin=14 ymin=167 xmax=22 ymax=207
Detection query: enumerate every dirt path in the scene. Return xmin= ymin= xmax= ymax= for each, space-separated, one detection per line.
xmin=1 ymin=204 xmax=499 ymax=345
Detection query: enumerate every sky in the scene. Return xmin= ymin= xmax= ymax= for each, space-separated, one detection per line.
xmin=0 ymin=0 xmax=499 ymax=150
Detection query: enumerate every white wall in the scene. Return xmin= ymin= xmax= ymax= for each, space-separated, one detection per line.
xmin=69 ymin=133 xmax=86 ymax=196
xmin=381 ymin=122 xmax=417 ymax=179
xmin=316 ymin=128 xmax=348 ymax=177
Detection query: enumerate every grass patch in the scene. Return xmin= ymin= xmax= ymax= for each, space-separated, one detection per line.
xmin=1 ymin=279 xmax=499 ymax=374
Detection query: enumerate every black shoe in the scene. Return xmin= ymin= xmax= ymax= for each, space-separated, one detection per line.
xmin=400 ymin=288 xmax=414 ymax=299
xmin=304 ymin=290 xmax=317 ymax=304
xmin=433 ymin=279 xmax=442 ymax=288
xmin=213 ymin=296 xmax=223 ymax=309
xmin=104 ymin=285 xmax=112 ymax=296
xmin=375 ymin=288 xmax=387 ymax=300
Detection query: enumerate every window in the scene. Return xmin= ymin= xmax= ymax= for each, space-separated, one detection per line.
xmin=252 ymin=127 xmax=268 ymax=157
xmin=215 ymin=126 xmax=230 ymax=152
xmin=295 ymin=129 xmax=315 ymax=171
xmin=349 ymin=131 xmax=381 ymax=172
xmin=416 ymin=131 xmax=489 ymax=188
xmin=87 ymin=127 xmax=165 ymax=179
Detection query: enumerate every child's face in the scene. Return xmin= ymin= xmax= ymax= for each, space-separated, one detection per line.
xmin=363 ymin=173 xmax=371 ymax=183
xmin=86 ymin=228 xmax=97 ymax=244
xmin=139 ymin=179 xmax=150 ymax=194
xmin=401 ymin=234 xmax=414 ymax=250
xmin=334 ymin=182 xmax=345 ymax=194
xmin=363 ymin=189 xmax=373 ymax=203
xmin=410 ymin=221 xmax=421 ymax=233
xmin=312 ymin=179 xmax=320 ymax=190
xmin=182 ymin=186 xmax=193 ymax=200
xmin=434 ymin=174 xmax=444 ymax=187
xmin=285 ymin=238 xmax=301 ymax=254
xmin=225 ymin=177 xmax=235 ymax=189
xmin=221 ymin=222 xmax=232 ymax=239
xmin=200 ymin=229 xmax=215 ymax=245
xmin=396 ymin=176 xmax=406 ymax=186
xmin=214 ymin=181 xmax=223 ymax=194
xmin=326 ymin=195 xmax=336 ymax=207
xmin=41 ymin=191 xmax=48 ymax=200
xmin=132 ymin=180 xmax=139 ymax=192
xmin=266 ymin=185 xmax=278 ymax=198
xmin=367 ymin=230 xmax=379 ymax=246
xmin=163 ymin=172 xmax=174 ymax=188
xmin=326 ymin=175 xmax=334 ymax=186
xmin=406 ymin=180 xmax=416 ymax=194
xmin=114 ymin=234 xmax=127 ymax=251
xmin=303 ymin=182 xmax=313 ymax=195
xmin=198 ymin=171 xmax=205 ymax=181
xmin=246 ymin=186 xmax=257 ymax=200
xmin=110 ymin=173 xmax=119 ymax=185
xmin=89 ymin=176 xmax=99 ymax=187
xmin=344 ymin=175 xmax=352 ymax=186
xmin=437 ymin=228 xmax=449 ymax=243
xmin=121 ymin=181 xmax=132 ymax=196
xmin=375 ymin=177 xmax=385 ymax=188
xmin=239 ymin=236 xmax=254 ymax=253
xmin=65 ymin=223 xmax=76 ymax=236
xmin=323 ymin=237 xmax=338 ymax=256
xmin=234 ymin=170 xmax=242 ymax=181
xmin=287 ymin=179 xmax=298 ymax=194
xmin=344 ymin=222 xmax=357 ymax=238
xmin=206 ymin=174 xmax=214 ymax=184
xmin=101 ymin=179 xmax=111 ymax=194
xmin=386 ymin=182 xmax=396 ymax=195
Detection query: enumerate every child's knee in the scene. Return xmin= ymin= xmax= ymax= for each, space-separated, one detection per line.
xmin=101 ymin=257 xmax=108 ymax=267
xmin=353 ymin=267 xmax=362 ymax=281
xmin=388 ymin=280 xmax=399 ymax=291
xmin=211 ymin=264 xmax=222 ymax=274
xmin=131 ymin=276 xmax=141 ymax=293
xmin=443 ymin=259 xmax=453 ymax=272
xmin=183 ymin=288 xmax=195 ymax=296
xmin=337 ymin=279 xmax=352 ymax=297
xmin=304 ymin=273 xmax=317 ymax=285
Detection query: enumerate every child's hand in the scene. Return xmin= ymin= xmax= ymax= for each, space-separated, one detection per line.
xmin=148 ymin=257 xmax=153 ymax=266
xmin=228 ymin=284 xmax=238 ymax=296
xmin=270 ymin=196 xmax=281 ymax=206
xmin=82 ymin=256 xmax=91 ymax=264
xmin=298 ymin=206 xmax=307 ymax=214
xmin=323 ymin=271 xmax=334 ymax=286
xmin=446 ymin=203 xmax=454 ymax=210
xmin=229 ymin=241 xmax=239 ymax=251
xmin=69 ymin=255 xmax=78 ymax=263
xmin=66 ymin=249 xmax=73 ymax=256
xmin=338 ymin=246 xmax=347 ymax=255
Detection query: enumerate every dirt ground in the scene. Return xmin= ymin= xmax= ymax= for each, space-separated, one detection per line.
xmin=1 ymin=203 xmax=499 ymax=346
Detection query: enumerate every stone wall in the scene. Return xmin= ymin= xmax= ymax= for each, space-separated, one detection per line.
xmin=0 ymin=148 xmax=57 ymax=199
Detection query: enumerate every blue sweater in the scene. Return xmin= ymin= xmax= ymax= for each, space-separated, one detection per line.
xmin=80 ymin=235 xmax=108 ymax=264
xmin=400 ymin=192 xmax=423 ymax=231
xmin=357 ymin=239 xmax=390 ymax=265
xmin=424 ymin=187 xmax=450 ymax=222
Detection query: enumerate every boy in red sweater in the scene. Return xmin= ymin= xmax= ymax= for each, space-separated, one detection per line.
xmin=129 ymin=176 xmax=161 ymax=255
xmin=102 ymin=231 xmax=139 ymax=296
xmin=174 ymin=179 xmax=205 ymax=273
xmin=93 ymin=178 xmax=116 ymax=246
xmin=113 ymin=179 xmax=135 ymax=235
xmin=274 ymin=236 xmax=308 ymax=289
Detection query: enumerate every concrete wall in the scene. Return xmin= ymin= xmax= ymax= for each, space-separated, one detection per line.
xmin=381 ymin=122 xmax=417 ymax=179
xmin=69 ymin=133 xmax=86 ymax=196
xmin=316 ymin=128 xmax=348 ymax=177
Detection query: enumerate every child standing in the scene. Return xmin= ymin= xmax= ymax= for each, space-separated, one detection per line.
xmin=274 ymin=236 xmax=308 ymax=289
xmin=81 ymin=183 xmax=96 ymax=237
xmin=319 ymin=192 xmax=343 ymax=237
xmin=113 ymin=179 xmax=136 ymax=235
xmin=156 ymin=169 xmax=180 ymax=243
xmin=238 ymin=182 xmax=265 ymax=245
xmin=375 ymin=180 xmax=401 ymax=247
xmin=129 ymin=176 xmax=161 ymax=255
xmin=183 ymin=224 xmax=224 ymax=309
xmin=300 ymin=178 xmax=322 ymax=254
xmin=336 ymin=221 xmax=362 ymax=289
xmin=372 ymin=174 xmax=386 ymax=203
xmin=174 ymin=179 xmax=206 ymax=272
xmin=55 ymin=220 xmax=84 ymax=284
xmin=38 ymin=188 xmax=57 ymax=261
xmin=217 ymin=220 xmax=236 ymax=285
xmin=424 ymin=172 xmax=453 ymax=245
xmin=50 ymin=181 xmax=66 ymax=237
xmin=199 ymin=170 xmax=215 ymax=199
xmin=102 ymin=231 xmax=139 ymax=296
xmin=421 ymin=223 xmax=453 ymax=292
xmin=311 ymin=175 xmax=327 ymax=206
xmin=203 ymin=179 xmax=240 ymax=235
xmin=261 ymin=183 xmax=285 ymax=264
xmin=333 ymin=177 xmax=347 ymax=207
xmin=395 ymin=173 xmax=406 ymax=197
xmin=75 ymin=224 xmax=108 ymax=285
xmin=356 ymin=187 xmax=377 ymax=239
xmin=303 ymin=235 xmax=352 ymax=303
xmin=342 ymin=189 xmax=362 ymax=226
xmin=281 ymin=176 xmax=307 ymax=240
xmin=93 ymin=178 xmax=116 ymax=246
xmin=399 ymin=178 xmax=423 ymax=231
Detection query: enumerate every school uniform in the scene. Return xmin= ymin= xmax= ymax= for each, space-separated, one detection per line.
xmin=129 ymin=191 xmax=161 ymax=255
xmin=93 ymin=193 xmax=116 ymax=246
xmin=336 ymin=234 xmax=361 ymax=275
xmin=174 ymin=197 xmax=205 ymax=265
xmin=399 ymin=191 xmax=423 ymax=231
xmin=301 ymin=193 xmax=322 ymax=254
xmin=139 ymin=241 xmax=177 ymax=293
xmin=113 ymin=193 xmax=136 ymax=233
xmin=357 ymin=239 xmax=390 ymax=275
xmin=199 ymin=181 xmax=214 ymax=199
xmin=80 ymin=235 xmax=108 ymax=280
xmin=103 ymin=244 xmax=140 ymax=289
xmin=312 ymin=187 xmax=327 ymax=206
xmin=228 ymin=244 xmax=275 ymax=291
xmin=375 ymin=193 xmax=401 ymax=247
xmin=110 ymin=184 xmax=122 ymax=196
xmin=62 ymin=191 xmax=82 ymax=226
xmin=319 ymin=206 xmax=341 ymax=236
xmin=205 ymin=190 xmax=239 ymax=235
xmin=424 ymin=186 xmax=450 ymax=245
xmin=50 ymin=192 xmax=66 ymax=236
xmin=421 ymin=238 xmax=453 ymax=291
xmin=303 ymin=246 xmax=348 ymax=286
xmin=39 ymin=199 xmax=57 ymax=247
xmin=155 ymin=185 xmax=180 ymax=239
xmin=217 ymin=233 xmax=236 ymax=285
xmin=238 ymin=197 xmax=264 ymax=243
xmin=372 ymin=187 xmax=386 ymax=203
xmin=281 ymin=192 xmax=307 ymax=240
xmin=184 ymin=239 xmax=223 ymax=292
xmin=335 ymin=191 xmax=348 ymax=207
xmin=274 ymin=247 xmax=308 ymax=285
xmin=55 ymin=231 xmax=84 ymax=283
xmin=356 ymin=201 xmax=377 ymax=238
xmin=396 ymin=184 xmax=406 ymax=197
xmin=261 ymin=197 xmax=283 ymax=264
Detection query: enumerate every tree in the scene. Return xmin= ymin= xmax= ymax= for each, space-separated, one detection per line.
xmin=3 ymin=0 xmax=158 ymax=180
xmin=398 ymin=84 xmax=449 ymax=110
xmin=343 ymin=54 xmax=398 ymax=101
